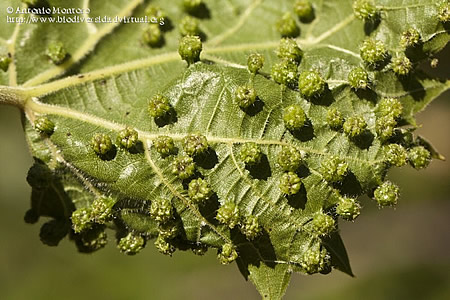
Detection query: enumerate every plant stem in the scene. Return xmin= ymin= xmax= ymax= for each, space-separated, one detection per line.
xmin=0 ymin=86 xmax=26 ymax=108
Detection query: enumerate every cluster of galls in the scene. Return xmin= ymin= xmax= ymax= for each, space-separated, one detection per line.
xmin=90 ymin=126 xmax=139 ymax=159
xmin=275 ymin=0 xmax=315 ymax=37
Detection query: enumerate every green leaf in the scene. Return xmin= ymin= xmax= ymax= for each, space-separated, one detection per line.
xmin=0 ymin=0 xmax=449 ymax=298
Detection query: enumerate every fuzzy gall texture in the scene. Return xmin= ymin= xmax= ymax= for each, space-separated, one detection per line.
xmin=143 ymin=24 xmax=162 ymax=47
xmin=149 ymin=197 xmax=174 ymax=223
xmin=283 ymin=104 xmax=306 ymax=131
xmin=91 ymin=133 xmax=114 ymax=156
xmin=247 ymin=53 xmax=265 ymax=74
xmin=118 ymin=233 xmax=145 ymax=255
xmin=279 ymin=172 xmax=302 ymax=195
xmin=216 ymin=201 xmax=240 ymax=229
xmin=240 ymin=142 xmax=262 ymax=165
xmin=385 ymin=144 xmax=408 ymax=167
xmin=46 ymin=41 xmax=67 ymax=65
xmin=183 ymin=133 xmax=208 ymax=157
xmin=377 ymin=97 xmax=403 ymax=120
xmin=400 ymin=28 xmax=421 ymax=48
xmin=148 ymin=94 xmax=171 ymax=118
xmin=277 ymin=38 xmax=303 ymax=65
xmin=360 ymin=38 xmax=387 ymax=66
xmin=276 ymin=13 xmax=300 ymax=37
xmin=240 ymin=215 xmax=262 ymax=240
xmin=408 ymin=146 xmax=431 ymax=170
xmin=336 ymin=196 xmax=361 ymax=221
xmin=154 ymin=135 xmax=176 ymax=157
xmin=171 ymin=155 xmax=196 ymax=179
xmin=188 ymin=178 xmax=212 ymax=204
xmin=117 ymin=127 xmax=139 ymax=150
xmin=294 ymin=0 xmax=314 ymax=20
xmin=301 ymin=244 xmax=331 ymax=274
xmin=271 ymin=59 xmax=299 ymax=87
xmin=179 ymin=16 xmax=200 ymax=36
xmin=278 ymin=146 xmax=303 ymax=172
xmin=34 ymin=117 xmax=55 ymax=135
xmin=391 ymin=54 xmax=413 ymax=76
xmin=310 ymin=211 xmax=335 ymax=236
xmin=235 ymin=85 xmax=257 ymax=109
xmin=343 ymin=116 xmax=367 ymax=137
xmin=320 ymin=156 xmax=349 ymax=183
xmin=348 ymin=67 xmax=369 ymax=90
xmin=352 ymin=0 xmax=378 ymax=20
xmin=218 ymin=243 xmax=238 ymax=264
xmin=298 ymin=70 xmax=326 ymax=98
xmin=178 ymin=35 xmax=202 ymax=65
xmin=374 ymin=181 xmax=400 ymax=207
xmin=326 ymin=108 xmax=344 ymax=129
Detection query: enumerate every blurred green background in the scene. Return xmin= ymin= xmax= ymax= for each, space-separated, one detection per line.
xmin=1 ymin=55 xmax=450 ymax=300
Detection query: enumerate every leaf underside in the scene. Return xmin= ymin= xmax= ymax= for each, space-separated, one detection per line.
xmin=1 ymin=0 xmax=449 ymax=299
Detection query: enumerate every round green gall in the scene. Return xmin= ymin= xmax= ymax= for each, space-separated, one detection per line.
xmin=158 ymin=219 xmax=179 ymax=239
xmin=437 ymin=1 xmax=450 ymax=23
xmin=374 ymin=181 xmax=399 ymax=207
xmin=188 ymin=178 xmax=212 ymax=204
xmin=377 ymin=97 xmax=403 ymax=120
xmin=235 ymin=85 xmax=257 ymax=109
xmin=34 ymin=116 xmax=55 ymax=135
xmin=279 ymin=172 xmax=302 ymax=195
xmin=348 ymin=67 xmax=369 ymax=90
xmin=91 ymin=133 xmax=114 ymax=156
xmin=278 ymin=146 xmax=303 ymax=172
xmin=240 ymin=215 xmax=261 ymax=240
xmin=276 ymin=12 xmax=300 ymax=37
xmin=149 ymin=197 xmax=173 ymax=223
xmin=385 ymin=144 xmax=407 ymax=167
xmin=376 ymin=115 xmax=397 ymax=142
xmin=216 ymin=200 xmax=240 ymax=229
xmin=247 ymin=53 xmax=264 ymax=74
xmin=143 ymin=24 xmax=162 ymax=47
xmin=39 ymin=219 xmax=68 ymax=247
xmin=154 ymin=135 xmax=175 ymax=157
xmin=271 ymin=59 xmax=298 ymax=87
xmin=90 ymin=196 xmax=115 ymax=224
xmin=218 ymin=243 xmax=238 ymax=265
xmin=336 ymin=196 xmax=361 ymax=221
xmin=301 ymin=243 xmax=331 ymax=274
xmin=239 ymin=142 xmax=262 ymax=166
xmin=183 ymin=133 xmax=208 ymax=157
xmin=352 ymin=0 xmax=378 ymax=20
xmin=320 ymin=156 xmax=349 ymax=183
xmin=298 ymin=70 xmax=326 ymax=98
xmin=0 ymin=55 xmax=11 ymax=72
xmin=277 ymin=38 xmax=303 ymax=65
xmin=148 ymin=93 xmax=171 ymax=118
xmin=408 ymin=146 xmax=431 ymax=170
xmin=118 ymin=232 xmax=145 ymax=255
xmin=391 ymin=54 xmax=412 ymax=76
xmin=360 ymin=38 xmax=387 ymax=66
xmin=71 ymin=207 xmax=93 ymax=233
xmin=400 ymin=28 xmax=421 ymax=48
xmin=343 ymin=116 xmax=367 ymax=138
xmin=294 ymin=0 xmax=314 ymax=20
xmin=179 ymin=16 xmax=200 ymax=36
xmin=117 ymin=127 xmax=138 ymax=150
xmin=326 ymin=108 xmax=344 ymax=130
xmin=311 ymin=211 xmax=335 ymax=236
xmin=46 ymin=41 xmax=67 ymax=65
xmin=75 ymin=226 xmax=108 ymax=253
xmin=171 ymin=155 xmax=196 ymax=179
xmin=283 ymin=104 xmax=306 ymax=131
xmin=154 ymin=235 xmax=175 ymax=256
xmin=183 ymin=0 xmax=202 ymax=13
xmin=178 ymin=35 xmax=202 ymax=65
xmin=145 ymin=5 xmax=166 ymax=19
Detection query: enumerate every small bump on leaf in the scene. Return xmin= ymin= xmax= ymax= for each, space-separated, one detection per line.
xmin=298 ymin=70 xmax=326 ymax=98
xmin=179 ymin=16 xmax=200 ymax=36
xmin=143 ymin=24 xmax=163 ymax=47
xmin=154 ymin=135 xmax=176 ymax=157
xmin=271 ymin=59 xmax=298 ymax=87
xmin=118 ymin=232 xmax=145 ymax=255
xmin=400 ymin=28 xmax=421 ymax=49
xmin=218 ymin=243 xmax=238 ymax=264
xmin=154 ymin=235 xmax=175 ymax=256
xmin=343 ymin=116 xmax=367 ymax=138
xmin=391 ymin=54 xmax=413 ymax=76
xmin=327 ymin=108 xmax=344 ymax=130
xmin=360 ymin=38 xmax=387 ymax=66
xmin=171 ymin=155 xmax=196 ymax=179
xmin=352 ymin=0 xmax=378 ymax=20
xmin=348 ymin=67 xmax=369 ymax=90
xmin=279 ymin=171 xmax=302 ymax=195
xmin=408 ymin=146 xmax=431 ymax=170
xmin=183 ymin=133 xmax=208 ymax=157
xmin=46 ymin=41 xmax=67 ymax=65
xmin=320 ymin=156 xmax=349 ymax=183
xmin=293 ymin=0 xmax=314 ymax=20
xmin=91 ymin=133 xmax=114 ymax=156
xmin=310 ymin=211 xmax=335 ymax=236
xmin=276 ymin=13 xmax=300 ymax=37
xmin=247 ymin=53 xmax=265 ymax=74
xmin=117 ymin=127 xmax=139 ymax=150
xmin=240 ymin=215 xmax=262 ymax=240
xmin=235 ymin=85 xmax=257 ymax=109
xmin=283 ymin=104 xmax=306 ymax=131
xmin=301 ymin=243 xmax=331 ymax=274
xmin=188 ymin=178 xmax=212 ymax=204
xmin=277 ymin=38 xmax=303 ymax=65
xmin=278 ymin=146 xmax=303 ymax=172
xmin=374 ymin=181 xmax=400 ymax=207
xmin=336 ymin=196 xmax=361 ymax=221
xmin=149 ymin=197 xmax=174 ymax=223
xmin=216 ymin=200 xmax=240 ymax=229
xmin=385 ymin=144 xmax=408 ymax=167
xmin=239 ymin=142 xmax=262 ymax=165
xmin=34 ymin=116 xmax=55 ymax=135
xmin=178 ymin=35 xmax=202 ymax=65
xmin=0 ymin=55 xmax=11 ymax=72
xmin=148 ymin=94 xmax=171 ymax=118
